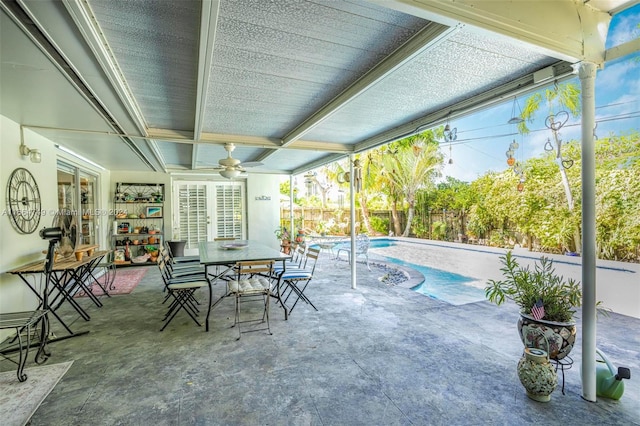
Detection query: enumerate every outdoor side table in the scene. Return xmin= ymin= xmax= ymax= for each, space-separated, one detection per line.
xmin=0 ymin=310 xmax=49 ymax=382
xmin=7 ymin=250 xmax=108 ymax=339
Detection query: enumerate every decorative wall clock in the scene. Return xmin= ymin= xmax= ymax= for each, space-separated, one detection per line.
xmin=6 ymin=167 xmax=41 ymax=234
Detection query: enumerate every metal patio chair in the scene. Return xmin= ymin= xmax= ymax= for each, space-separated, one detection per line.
xmin=277 ymin=247 xmax=321 ymax=314
xmin=227 ymin=260 xmax=275 ymax=339
xmin=335 ymin=234 xmax=371 ymax=271
xmin=157 ymin=254 xmax=208 ymax=331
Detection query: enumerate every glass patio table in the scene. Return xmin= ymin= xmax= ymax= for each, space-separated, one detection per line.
xmin=199 ymin=240 xmax=291 ymax=331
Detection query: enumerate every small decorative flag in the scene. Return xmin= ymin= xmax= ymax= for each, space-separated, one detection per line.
xmin=531 ymin=299 xmax=545 ymax=320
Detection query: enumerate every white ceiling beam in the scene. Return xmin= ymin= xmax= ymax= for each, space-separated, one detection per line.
xmin=292 ymin=154 xmax=349 ymax=176
xmin=355 ymin=61 xmax=576 ymax=153
xmin=21 ymin=124 xmax=353 ymax=154
xmin=605 ymin=37 xmax=640 ymax=63
xmin=193 ymin=0 xmax=220 ymax=151
xmin=372 ymin=0 xmax=612 ymax=64
xmin=61 ymin=0 xmax=148 ymax=136
xmin=148 ymin=128 xmax=354 ymax=153
xmin=146 ymin=139 xmax=168 ymax=174
xmin=6 ymin=0 xmax=159 ymax=171
xmin=61 ymin=0 xmax=167 ymax=171
xmin=278 ymin=21 xmax=457 ymax=149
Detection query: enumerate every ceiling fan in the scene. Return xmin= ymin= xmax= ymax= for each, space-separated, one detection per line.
xmin=210 ymin=143 xmax=262 ymax=179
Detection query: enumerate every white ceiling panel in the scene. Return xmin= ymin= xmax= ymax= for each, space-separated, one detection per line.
xmin=202 ymin=0 xmax=428 ymax=137
xmin=89 ymin=0 xmax=200 ymax=131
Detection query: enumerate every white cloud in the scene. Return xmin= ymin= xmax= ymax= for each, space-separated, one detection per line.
xmin=597 ymin=60 xmax=638 ymax=93
xmin=606 ymin=10 xmax=640 ymax=48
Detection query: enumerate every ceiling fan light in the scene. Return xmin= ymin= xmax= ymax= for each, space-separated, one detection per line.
xmin=220 ymin=168 xmax=241 ymax=179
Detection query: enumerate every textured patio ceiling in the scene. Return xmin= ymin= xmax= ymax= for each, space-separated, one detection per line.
xmin=1 ymin=0 xmax=636 ymax=176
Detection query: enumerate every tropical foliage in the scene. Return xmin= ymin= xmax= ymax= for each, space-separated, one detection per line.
xmin=519 ymin=82 xmax=582 ymax=251
xmin=379 ymin=133 xmax=442 ymax=236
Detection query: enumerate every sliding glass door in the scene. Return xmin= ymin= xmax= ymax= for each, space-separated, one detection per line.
xmin=57 ymin=161 xmax=99 ymax=247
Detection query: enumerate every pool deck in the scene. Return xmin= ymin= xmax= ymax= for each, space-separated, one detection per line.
xmin=5 ymin=239 xmax=639 ymax=425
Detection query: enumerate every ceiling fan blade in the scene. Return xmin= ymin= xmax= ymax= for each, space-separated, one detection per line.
xmin=239 ymin=161 xmax=263 ymax=168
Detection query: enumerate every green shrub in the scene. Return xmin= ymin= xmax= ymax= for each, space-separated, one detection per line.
xmin=370 ymin=216 xmax=389 ymax=234
xmin=431 ymin=221 xmax=446 ymax=240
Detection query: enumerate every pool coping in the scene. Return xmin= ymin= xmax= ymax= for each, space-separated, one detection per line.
xmin=369 ymin=236 xmax=638 ymax=274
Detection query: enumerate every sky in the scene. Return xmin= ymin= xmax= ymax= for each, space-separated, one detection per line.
xmin=440 ymin=4 xmax=640 ymax=183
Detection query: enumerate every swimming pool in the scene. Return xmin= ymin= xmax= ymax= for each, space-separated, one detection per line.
xmin=331 ymin=238 xmax=488 ymax=305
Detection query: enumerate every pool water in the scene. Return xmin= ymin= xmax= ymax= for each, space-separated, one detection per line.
xmin=368 ymin=238 xmax=488 ymax=305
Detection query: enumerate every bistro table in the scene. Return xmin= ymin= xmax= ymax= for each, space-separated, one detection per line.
xmin=199 ymin=240 xmax=291 ymax=331
xmin=8 ymin=250 xmax=109 ymax=338
xmin=306 ymin=235 xmax=346 ymax=258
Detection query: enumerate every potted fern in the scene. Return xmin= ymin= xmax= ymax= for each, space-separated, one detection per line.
xmin=485 ymin=251 xmax=581 ymax=360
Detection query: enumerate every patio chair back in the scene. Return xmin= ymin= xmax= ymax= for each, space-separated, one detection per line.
xmin=355 ymin=234 xmax=370 ymax=254
xmin=157 ymin=254 xmax=207 ymax=331
xmin=278 ymin=247 xmax=321 ymax=314
xmin=227 ymin=260 xmax=275 ymax=339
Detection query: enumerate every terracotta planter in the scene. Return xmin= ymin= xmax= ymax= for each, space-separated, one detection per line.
xmin=517 ymin=313 xmax=576 ymax=361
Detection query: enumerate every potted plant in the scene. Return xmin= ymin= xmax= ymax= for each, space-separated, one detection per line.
xmin=144 ymin=245 xmax=159 ymax=262
xmin=485 ymin=251 xmax=581 ymax=360
xmin=316 ymin=220 xmax=328 ymax=236
xmin=275 ymin=226 xmax=291 ymax=254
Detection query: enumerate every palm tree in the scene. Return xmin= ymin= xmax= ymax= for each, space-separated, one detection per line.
xmin=382 ymin=135 xmax=442 ymax=237
xmin=519 ymin=82 xmax=582 ymax=252
xmin=358 ymin=152 xmax=380 ymax=235
xmin=374 ymin=142 xmax=408 ymax=236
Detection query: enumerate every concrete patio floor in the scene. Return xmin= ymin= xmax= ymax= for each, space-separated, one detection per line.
xmin=3 ymin=240 xmax=639 ymax=425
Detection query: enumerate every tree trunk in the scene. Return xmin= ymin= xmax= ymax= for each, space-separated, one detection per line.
xmin=391 ymin=201 xmax=402 ymax=236
xmin=360 ymin=193 xmax=374 ymax=234
xmin=552 ymin=129 xmax=580 ymax=252
xmin=402 ymin=204 xmax=414 ymax=237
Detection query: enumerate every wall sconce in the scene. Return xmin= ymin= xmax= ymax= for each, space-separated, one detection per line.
xmin=19 ymin=127 xmax=41 ymax=163
xmin=20 ymin=143 xmax=41 ymax=163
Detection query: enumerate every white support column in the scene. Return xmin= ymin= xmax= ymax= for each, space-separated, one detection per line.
xmin=579 ymin=61 xmax=598 ymax=402
xmin=289 ymin=175 xmax=294 ymax=238
xmin=349 ymin=155 xmax=357 ymax=289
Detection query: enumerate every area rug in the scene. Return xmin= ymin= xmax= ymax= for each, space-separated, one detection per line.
xmin=0 ymin=361 xmax=73 ymax=426
xmin=76 ymin=267 xmax=147 ymax=297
